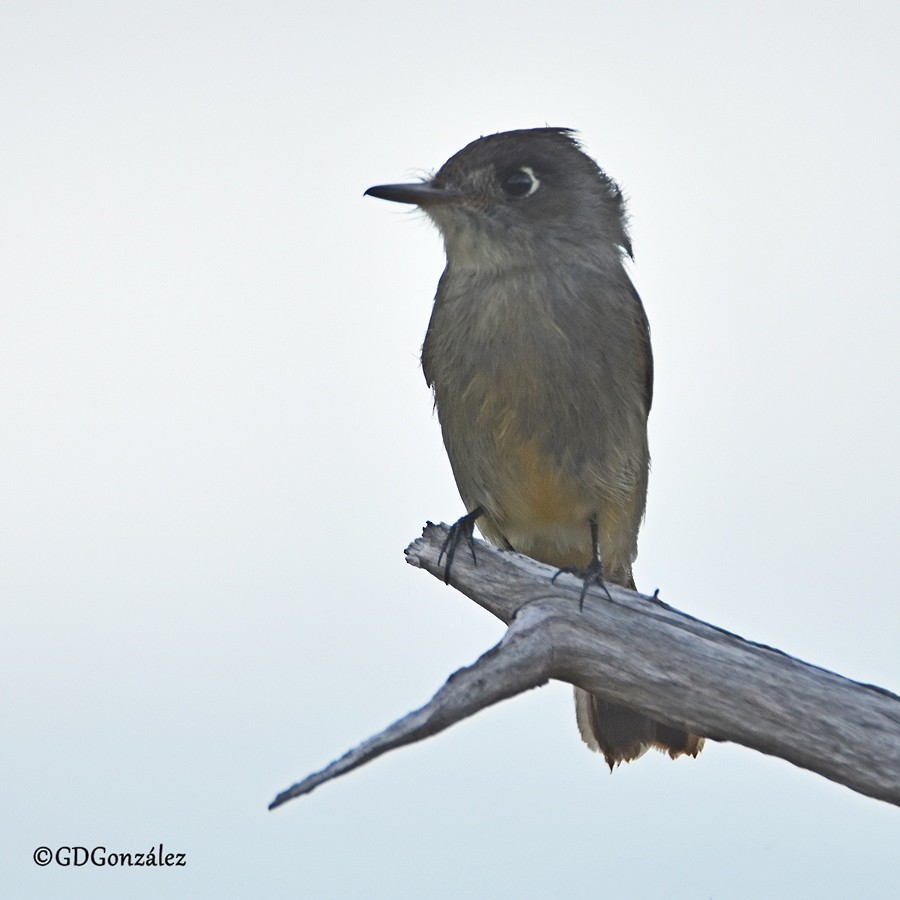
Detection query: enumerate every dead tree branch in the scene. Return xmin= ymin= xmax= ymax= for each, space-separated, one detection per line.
xmin=270 ymin=523 xmax=900 ymax=810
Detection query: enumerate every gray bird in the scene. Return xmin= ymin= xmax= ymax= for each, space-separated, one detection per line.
xmin=366 ymin=127 xmax=703 ymax=769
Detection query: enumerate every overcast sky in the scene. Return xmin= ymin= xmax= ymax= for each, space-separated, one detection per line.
xmin=3 ymin=2 xmax=899 ymax=897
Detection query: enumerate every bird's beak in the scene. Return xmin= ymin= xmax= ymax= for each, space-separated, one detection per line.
xmin=364 ymin=182 xmax=462 ymax=206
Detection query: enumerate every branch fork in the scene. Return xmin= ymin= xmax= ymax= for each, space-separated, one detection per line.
xmin=269 ymin=524 xmax=900 ymax=810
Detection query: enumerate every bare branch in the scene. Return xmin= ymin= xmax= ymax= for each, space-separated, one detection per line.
xmin=269 ymin=606 xmax=552 ymax=809
xmin=270 ymin=523 xmax=900 ymax=810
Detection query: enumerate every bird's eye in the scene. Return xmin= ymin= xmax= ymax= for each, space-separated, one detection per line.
xmin=501 ymin=166 xmax=540 ymax=198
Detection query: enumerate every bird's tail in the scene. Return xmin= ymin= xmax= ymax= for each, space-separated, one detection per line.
xmin=574 ymin=688 xmax=704 ymax=770
xmin=574 ymin=569 xmax=705 ymax=769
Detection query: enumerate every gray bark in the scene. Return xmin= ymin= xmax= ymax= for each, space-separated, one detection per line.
xmin=269 ymin=523 xmax=900 ymax=810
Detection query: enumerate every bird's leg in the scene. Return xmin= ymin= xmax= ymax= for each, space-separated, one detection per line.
xmin=437 ymin=506 xmax=483 ymax=584
xmin=551 ymin=514 xmax=613 ymax=610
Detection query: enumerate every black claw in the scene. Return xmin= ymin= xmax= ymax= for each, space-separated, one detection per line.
xmin=438 ymin=507 xmax=483 ymax=584
xmin=552 ymin=557 xmax=612 ymax=610
xmin=550 ymin=515 xmax=612 ymax=610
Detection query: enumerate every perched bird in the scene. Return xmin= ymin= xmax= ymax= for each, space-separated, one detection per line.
xmin=366 ymin=128 xmax=703 ymax=769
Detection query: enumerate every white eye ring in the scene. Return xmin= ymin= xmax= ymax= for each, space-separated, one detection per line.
xmin=501 ymin=166 xmax=540 ymax=198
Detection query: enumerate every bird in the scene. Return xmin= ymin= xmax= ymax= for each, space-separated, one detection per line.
xmin=365 ymin=127 xmax=703 ymax=769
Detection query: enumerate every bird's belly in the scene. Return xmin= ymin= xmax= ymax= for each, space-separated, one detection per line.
xmin=478 ymin=434 xmax=596 ymax=569
xmin=437 ymin=360 xmax=644 ymax=577
xmin=493 ymin=436 xmax=585 ymax=524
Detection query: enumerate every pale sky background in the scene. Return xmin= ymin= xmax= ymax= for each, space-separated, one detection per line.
xmin=3 ymin=2 xmax=899 ymax=898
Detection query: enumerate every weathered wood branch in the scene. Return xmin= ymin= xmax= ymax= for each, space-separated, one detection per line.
xmin=269 ymin=523 xmax=900 ymax=810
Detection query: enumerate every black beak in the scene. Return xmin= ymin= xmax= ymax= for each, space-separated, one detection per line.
xmin=364 ymin=182 xmax=462 ymax=206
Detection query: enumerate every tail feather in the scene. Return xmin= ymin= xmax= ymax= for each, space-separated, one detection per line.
xmin=575 ymin=688 xmax=705 ymax=770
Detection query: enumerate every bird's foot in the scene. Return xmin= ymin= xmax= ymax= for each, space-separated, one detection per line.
xmin=437 ymin=507 xmax=483 ymax=584
xmin=551 ymin=555 xmax=613 ymax=610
